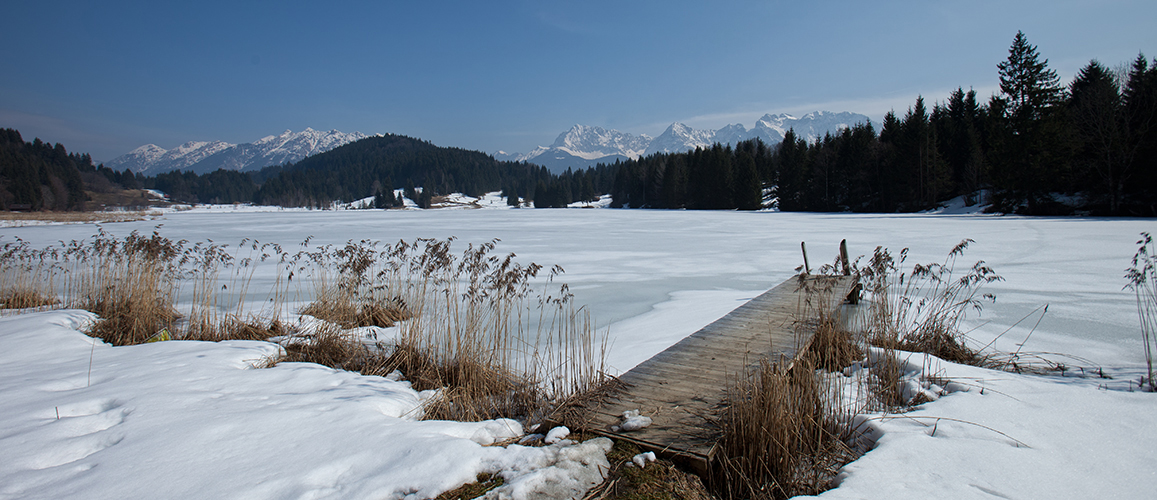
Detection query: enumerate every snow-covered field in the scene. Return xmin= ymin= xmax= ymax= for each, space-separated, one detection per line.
xmin=2 ymin=203 xmax=1155 ymax=499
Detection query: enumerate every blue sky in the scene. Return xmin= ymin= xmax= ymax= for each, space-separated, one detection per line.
xmin=2 ymin=0 xmax=1155 ymax=163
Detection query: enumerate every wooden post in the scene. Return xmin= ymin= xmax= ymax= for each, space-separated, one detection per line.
xmin=801 ymin=241 xmax=811 ymax=275
xmin=840 ymin=239 xmax=850 ymax=276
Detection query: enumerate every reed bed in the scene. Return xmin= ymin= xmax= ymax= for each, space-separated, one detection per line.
xmin=0 ymin=210 xmax=161 ymax=226
xmin=0 ymin=229 xmax=607 ymax=424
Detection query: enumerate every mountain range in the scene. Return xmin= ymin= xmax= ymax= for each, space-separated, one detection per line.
xmin=106 ymin=128 xmax=369 ymax=176
xmin=495 ymin=111 xmax=870 ymax=173
xmin=106 ymin=111 xmax=868 ymax=177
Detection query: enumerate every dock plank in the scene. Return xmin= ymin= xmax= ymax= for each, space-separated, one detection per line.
xmin=569 ymin=275 xmax=857 ymax=472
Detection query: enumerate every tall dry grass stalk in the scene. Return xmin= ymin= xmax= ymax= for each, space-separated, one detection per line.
xmin=0 ymin=239 xmax=61 ymax=311
xmin=714 ymin=357 xmax=858 ymax=500
xmin=1126 ymin=232 xmax=1157 ymax=391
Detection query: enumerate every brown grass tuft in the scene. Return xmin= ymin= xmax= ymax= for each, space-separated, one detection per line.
xmin=86 ymin=298 xmax=180 ymax=345
xmin=435 ymin=474 xmax=506 ymax=500
xmin=0 ymin=210 xmax=161 ymax=226
xmin=299 ymin=296 xmax=409 ymax=329
xmin=713 ymin=356 xmax=857 ymax=500
xmin=0 ymin=288 xmax=59 ymax=309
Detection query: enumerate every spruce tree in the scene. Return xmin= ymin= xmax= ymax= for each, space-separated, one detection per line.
xmin=991 ymin=31 xmax=1067 ymax=212
xmin=998 ymin=31 xmax=1063 ymax=121
xmin=1069 ymin=60 xmax=1127 ymax=213
xmin=733 ymin=152 xmax=762 ymax=210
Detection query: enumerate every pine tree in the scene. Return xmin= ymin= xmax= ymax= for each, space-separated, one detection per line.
xmin=733 ymin=152 xmax=762 ymax=210
xmin=504 ymin=184 xmax=520 ymax=206
xmin=998 ymin=31 xmax=1063 ymax=122
xmin=991 ymin=31 xmax=1067 ymax=212
xmin=1122 ymin=54 xmax=1157 ymax=213
xmin=1069 ymin=60 xmax=1128 ymax=213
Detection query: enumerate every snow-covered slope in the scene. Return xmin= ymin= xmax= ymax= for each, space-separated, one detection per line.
xmin=501 ymin=111 xmax=870 ymax=173
xmin=106 ymin=128 xmax=369 ymax=175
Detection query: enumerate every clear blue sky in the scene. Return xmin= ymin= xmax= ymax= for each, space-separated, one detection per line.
xmin=2 ymin=0 xmax=1154 ymax=163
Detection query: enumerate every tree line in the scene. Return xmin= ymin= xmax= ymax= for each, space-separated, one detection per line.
xmin=607 ymin=32 xmax=1157 ymax=215
xmin=0 ymin=130 xmax=613 ymax=210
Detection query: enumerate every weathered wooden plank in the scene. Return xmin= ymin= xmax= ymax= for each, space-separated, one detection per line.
xmin=570 ymin=274 xmax=858 ymax=475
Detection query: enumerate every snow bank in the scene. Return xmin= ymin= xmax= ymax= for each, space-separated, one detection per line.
xmin=0 ymin=311 xmax=610 ymax=500
xmin=806 ymin=349 xmax=1157 ymax=499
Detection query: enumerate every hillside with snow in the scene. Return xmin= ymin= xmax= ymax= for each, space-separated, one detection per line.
xmin=497 ymin=111 xmax=869 ymax=173
xmin=105 ymin=128 xmax=369 ymax=176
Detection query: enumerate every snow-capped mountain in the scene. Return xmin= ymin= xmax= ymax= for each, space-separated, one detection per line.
xmin=108 ymin=141 xmax=234 ymax=175
xmin=495 ymin=125 xmax=651 ymax=172
xmin=499 ymin=111 xmax=869 ymax=173
xmin=106 ymin=128 xmax=369 ymax=175
xmin=751 ymin=111 xmax=867 ymax=145
xmin=644 ymin=122 xmax=715 ymax=156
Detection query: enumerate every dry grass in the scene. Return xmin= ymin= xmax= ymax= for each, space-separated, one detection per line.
xmin=435 ymin=474 xmax=506 ymax=500
xmin=0 ymin=288 xmax=59 ymax=310
xmin=709 ymin=276 xmax=865 ymax=500
xmin=712 ymin=354 xmax=858 ymax=500
xmin=859 ymin=240 xmax=1002 ymax=364
xmin=1 ymin=239 xmax=61 ymax=312
xmin=0 ymin=210 xmax=161 ymax=226
xmin=67 ymin=228 xmax=185 ymax=345
xmin=585 ymin=439 xmax=715 ymax=500
xmin=1126 ymin=231 xmax=1157 ymax=391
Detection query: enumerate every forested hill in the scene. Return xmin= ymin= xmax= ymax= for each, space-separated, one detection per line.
xmin=253 ymin=134 xmax=529 ymax=206
xmin=1 ymin=128 xmax=614 ymax=209
xmin=1 ymin=128 xmax=89 ymax=211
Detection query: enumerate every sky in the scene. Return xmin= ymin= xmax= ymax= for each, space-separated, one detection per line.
xmin=2 ymin=0 xmax=1155 ymax=163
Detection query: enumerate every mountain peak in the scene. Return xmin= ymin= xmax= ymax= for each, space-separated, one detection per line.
xmin=106 ymin=128 xmax=368 ymax=175
xmin=504 ymin=110 xmax=870 ymax=173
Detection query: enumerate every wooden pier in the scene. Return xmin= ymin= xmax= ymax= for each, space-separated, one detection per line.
xmin=570 ymin=274 xmax=860 ymax=474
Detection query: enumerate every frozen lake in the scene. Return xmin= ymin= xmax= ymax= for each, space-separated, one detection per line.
xmin=4 ymin=207 xmax=1151 ymax=372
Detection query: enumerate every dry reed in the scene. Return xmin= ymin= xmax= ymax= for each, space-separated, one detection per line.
xmin=711 ymin=277 xmax=864 ymax=499
xmin=859 ymin=240 xmax=1002 ymax=363
xmin=1126 ymin=232 xmax=1157 ymax=391
xmin=0 ymin=210 xmax=160 ymax=226
xmin=1 ymin=229 xmax=607 ymax=425
xmin=713 ymin=354 xmax=858 ymax=499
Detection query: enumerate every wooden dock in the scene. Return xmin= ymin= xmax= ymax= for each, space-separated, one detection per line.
xmin=570 ymin=274 xmax=859 ymax=474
